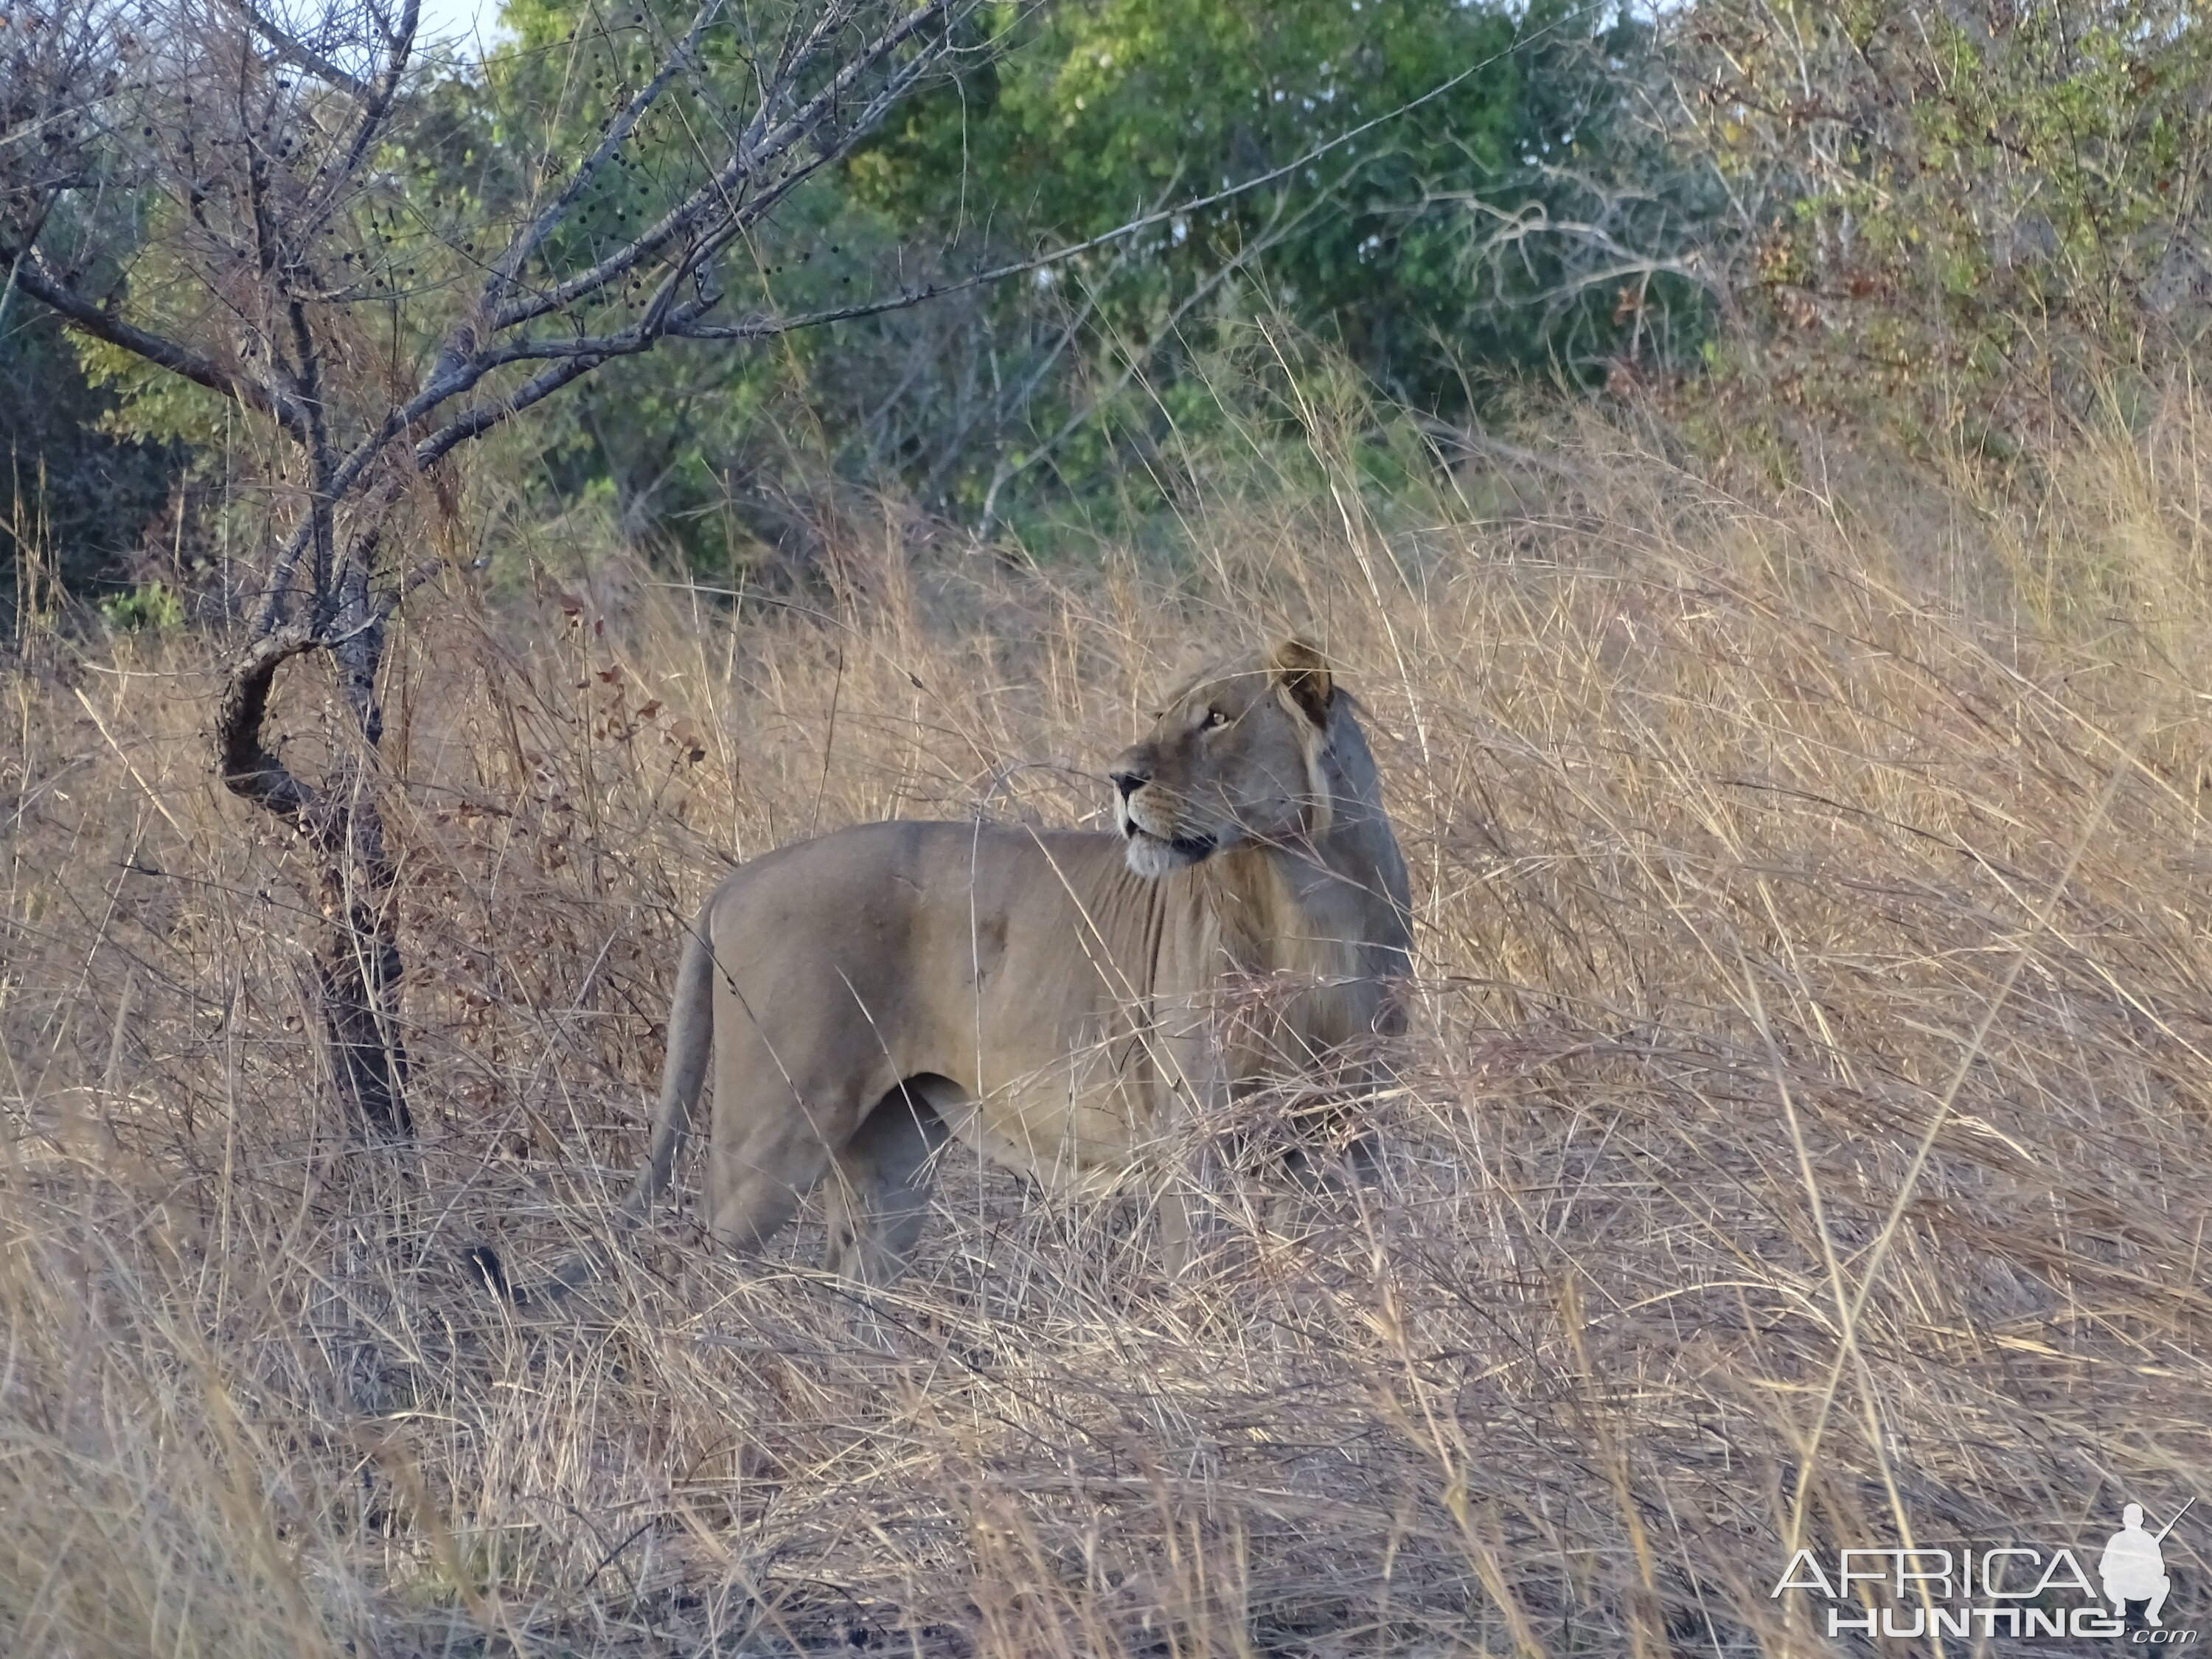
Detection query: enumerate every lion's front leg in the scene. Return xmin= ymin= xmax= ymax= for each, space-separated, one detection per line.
xmin=1267 ymin=1118 xmax=1382 ymax=1242
xmin=1150 ymin=1020 xmax=1232 ymax=1279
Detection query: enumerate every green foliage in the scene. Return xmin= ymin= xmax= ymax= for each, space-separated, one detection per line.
xmin=857 ymin=0 xmax=1680 ymax=406
xmin=1 ymin=311 xmax=186 ymax=597
xmin=76 ymin=336 xmax=233 ymax=450
xmin=445 ymin=0 xmax=1701 ymax=556
xmin=99 ymin=579 xmax=185 ymax=633
xmin=52 ymin=0 xmax=1704 ymax=571
xmin=442 ymin=1 xmax=972 ymax=558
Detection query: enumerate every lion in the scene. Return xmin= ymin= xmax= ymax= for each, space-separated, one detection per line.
xmin=472 ymin=639 xmax=1411 ymax=1302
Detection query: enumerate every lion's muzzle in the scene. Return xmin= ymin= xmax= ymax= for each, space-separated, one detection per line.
xmin=1112 ymin=762 xmax=1217 ymax=874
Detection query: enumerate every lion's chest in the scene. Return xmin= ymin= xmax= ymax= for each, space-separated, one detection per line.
xmin=928 ymin=905 xmax=1362 ymax=1192
xmin=878 ymin=835 xmax=1385 ymax=1192
xmin=885 ymin=883 xmax=1186 ymax=1185
xmin=937 ymin=963 xmax=1218 ymax=1192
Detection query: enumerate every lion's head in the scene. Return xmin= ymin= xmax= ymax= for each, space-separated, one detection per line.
xmin=1107 ymin=639 xmax=1344 ymax=879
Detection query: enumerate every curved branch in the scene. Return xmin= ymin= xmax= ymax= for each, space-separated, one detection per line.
xmin=217 ymin=624 xmax=323 ymax=823
xmin=216 ymin=616 xmax=417 ymax=1141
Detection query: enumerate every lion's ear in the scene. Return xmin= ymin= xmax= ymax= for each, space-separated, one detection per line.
xmin=1268 ymin=638 xmax=1334 ymax=727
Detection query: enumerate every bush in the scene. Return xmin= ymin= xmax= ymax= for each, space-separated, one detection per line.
xmin=98 ymin=579 xmax=186 ymax=633
xmin=1672 ymin=0 xmax=2212 ymax=459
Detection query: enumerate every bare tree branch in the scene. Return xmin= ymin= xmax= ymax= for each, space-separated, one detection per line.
xmin=478 ymin=0 xmax=728 ymax=320
xmin=216 ymin=0 xmax=372 ymax=96
xmin=1 ymin=0 xmax=1015 ymax=1145
xmin=413 ymin=349 xmax=611 ymax=466
xmin=6 ymin=246 xmax=307 ymax=439
xmin=312 ymin=0 xmax=422 ymax=225
xmin=488 ymin=0 xmax=952 ymax=331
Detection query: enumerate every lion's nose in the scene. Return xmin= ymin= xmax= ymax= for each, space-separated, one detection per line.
xmin=1110 ymin=768 xmax=1148 ymax=801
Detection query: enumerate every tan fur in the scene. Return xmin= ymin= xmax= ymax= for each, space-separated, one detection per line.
xmin=497 ymin=641 xmax=1411 ymax=1300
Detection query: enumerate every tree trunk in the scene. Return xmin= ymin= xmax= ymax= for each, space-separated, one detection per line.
xmin=218 ymin=625 xmax=414 ymax=1140
xmin=309 ymin=763 xmax=412 ymax=1140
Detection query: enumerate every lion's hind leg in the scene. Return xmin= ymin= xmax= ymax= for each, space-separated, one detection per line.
xmin=821 ymin=1077 xmax=951 ymax=1287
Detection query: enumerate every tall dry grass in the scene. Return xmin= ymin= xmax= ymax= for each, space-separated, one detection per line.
xmin=5 ymin=397 xmax=2212 ymax=1657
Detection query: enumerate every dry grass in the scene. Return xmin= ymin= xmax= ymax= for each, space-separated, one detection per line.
xmin=6 ymin=398 xmax=2212 ymax=1657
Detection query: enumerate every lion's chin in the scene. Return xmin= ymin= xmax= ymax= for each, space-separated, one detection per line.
xmin=1122 ymin=826 xmax=1216 ymax=878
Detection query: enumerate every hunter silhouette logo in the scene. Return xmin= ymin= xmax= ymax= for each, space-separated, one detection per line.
xmin=1770 ymin=1496 xmax=2197 ymax=1643
xmin=2103 ymin=1500 xmax=2192 ymax=1630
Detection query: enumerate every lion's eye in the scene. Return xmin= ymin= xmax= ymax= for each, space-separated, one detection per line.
xmin=1203 ymin=709 xmax=1228 ymax=729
